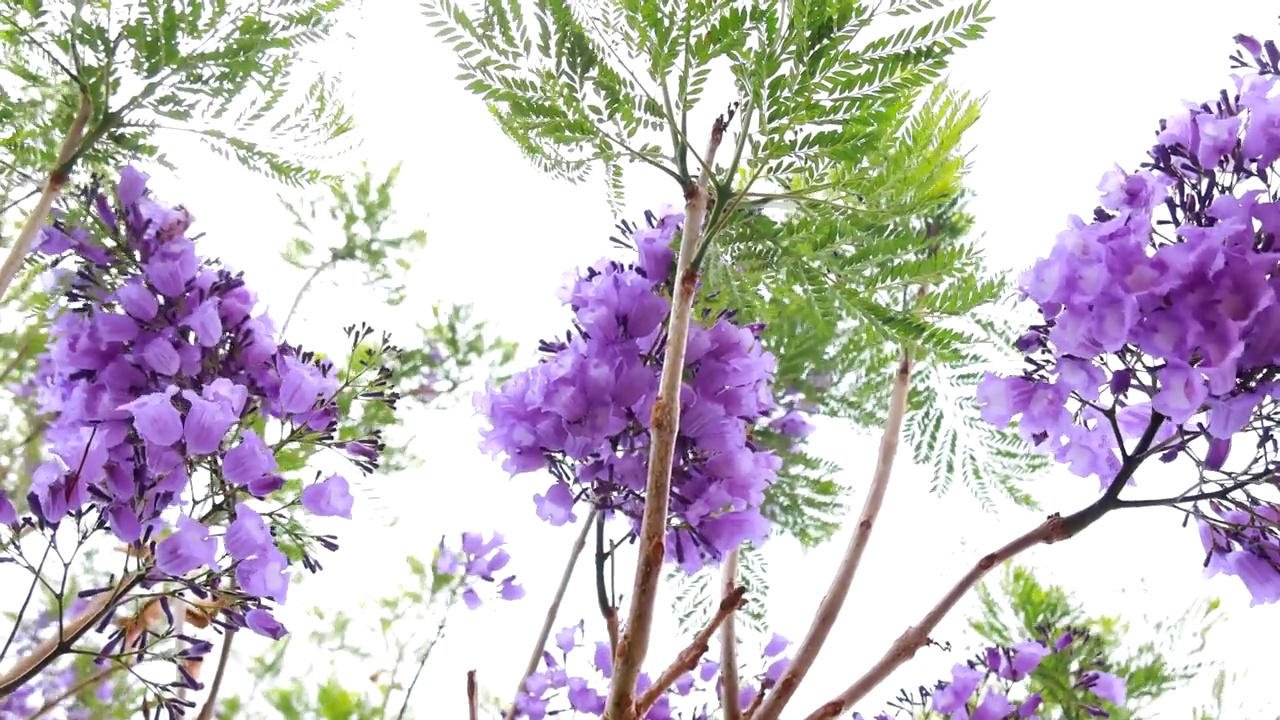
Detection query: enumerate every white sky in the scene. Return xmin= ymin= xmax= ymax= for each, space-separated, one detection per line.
xmin=9 ymin=1 xmax=1280 ymax=718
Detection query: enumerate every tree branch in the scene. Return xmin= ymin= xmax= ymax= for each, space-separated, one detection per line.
xmin=751 ymin=349 xmax=914 ymax=720
xmin=635 ymin=585 xmax=746 ymax=715
xmin=0 ymin=571 xmax=143 ymax=698
xmin=719 ymin=548 xmax=743 ymax=720
xmin=0 ymin=91 xmax=92 ymax=303
xmin=603 ymin=108 xmax=733 ymax=720
xmin=195 ymin=628 xmax=235 ymax=720
xmin=504 ymin=511 xmax=596 ymax=720
xmin=467 ymin=670 xmax=480 ymax=720
xmin=801 ymin=413 xmax=1167 ymax=719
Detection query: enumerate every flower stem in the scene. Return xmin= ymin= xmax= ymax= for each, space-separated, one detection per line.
xmin=751 ymin=349 xmax=914 ymax=720
xmin=0 ymin=91 xmax=92 ymax=303
xmin=603 ymin=109 xmax=732 ymax=720
xmin=719 ymin=548 xmax=742 ymax=720
xmin=504 ymin=511 xmax=596 ymax=720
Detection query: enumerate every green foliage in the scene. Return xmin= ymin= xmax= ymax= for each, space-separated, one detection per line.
xmin=0 ymin=0 xmax=355 ymax=205
xmin=669 ymin=542 xmax=770 ymax=642
xmin=426 ymin=0 xmax=1048 ymax=539
xmin=968 ymin=564 xmax=1223 ymax=719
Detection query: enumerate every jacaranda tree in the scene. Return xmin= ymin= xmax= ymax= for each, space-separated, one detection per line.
xmin=0 ymin=0 xmax=1277 ymax=718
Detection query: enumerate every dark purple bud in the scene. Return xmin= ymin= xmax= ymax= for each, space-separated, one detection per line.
xmin=1205 ymin=437 xmax=1231 ymax=470
xmin=1054 ymin=631 xmax=1075 ymax=651
xmin=1236 ymin=33 xmax=1263 ymax=59
xmin=1014 ymin=331 xmax=1040 ymax=353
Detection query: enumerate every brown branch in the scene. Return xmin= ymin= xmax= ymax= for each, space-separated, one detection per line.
xmin=504 ymin=511 xmax=596 ymax=720
xmin=751 ymin=350 xmax=914 ymax=720
xmin=635 ymin=585 xmax=746 ymax=715
xmin=604 ymin=108 xmax=733 ymax=720
xmin=800 ymin=516 xmax=1066 ymax=720
xmin=742 ymin=685 xmax=766 ymax=719
xmin=0 ymin=91 xmax=92 ymax=303
xmin=0 ymin=571 xmax=143 ymax=698
xmin=719 ymin=549 xmax=742 ymax=720
xmin=595 ymin=508 xmax=620 ymax=655
xmin=467 ymin=670 xmax=479 ymax=720
xmin=196 ymin=628 xmax=236 ymax=720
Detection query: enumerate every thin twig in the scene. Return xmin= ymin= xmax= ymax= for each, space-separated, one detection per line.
xmin=635 ymin=585 xmax=746 ymax=714
xmin=0 ymin=91 xmax=92 ymax=303
xmin=467 ymin=670 xmax=479 ymax=720
xmin=595 ymin=509 xmax=619 ymax=655
xmin=279 ymin=258 xmax=336 ymax=337
xmin=719 ymin=548 xmax=742 ymax=720
xmin=604 ymin=107 xmax=733 ymax=720
xmin=28 ymin=661 xmax=125 ymax=718
xmin=395 ymin=595 xmax=457 ymax=720
xmin=751 ymin=349 xmax=913 ymax=720
xmin=504 ymin=511 xmax=596 ymax=720
xmin=195 ymin=628 xmax=235 ymax=720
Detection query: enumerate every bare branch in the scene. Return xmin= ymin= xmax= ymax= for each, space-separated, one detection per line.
xmin=719 ymin=549 xmax=743 ymax=720
xmin=751 ymin=350 xmax=913 ymax=720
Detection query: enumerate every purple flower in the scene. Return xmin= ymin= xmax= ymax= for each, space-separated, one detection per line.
xmin=236 ymin=545 xmax=291 ymax=603
xmin=0 ymin=489 xmax=17 ymax=525
xmin=1084 ymin=671 xmax=1127 ymax=705
xmin=245 ymin=608 xmax=288 ymax=640
xmin=931 ymin=664 xmax=984 ymax=714
xmin=222 ymin=430 xmax=277 ymax=485
xmin=224 ymin=503 xmax=273 ymax=561
xmin=971 ymin=689 xmax=1015 ymax=720
xmin=120 ymin=387 xmax=183 ymax=446
xmin=155 ymin=515 xmax=217 ymax=576
xmin=763 ymin=632 xmax=790 ymax=658
xmin=301 ymin=474 xmax=354 ymax=519
xmin=555 ymin=623 xmax=579 ymax=654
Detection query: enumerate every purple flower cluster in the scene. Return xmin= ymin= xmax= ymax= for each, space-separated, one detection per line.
xmin=857 ymin=630 xmax=1124 ymax=720
xmin=1199 ymin=500 xmax=1280 ymax=604
xmin=476 ymin=211 xmax=782 ymax=572
xmin=9 ymin=166 xmax=377 ymax=638
xmin=513 ymin=623 xmax=792 ymax=719
xmin=0 ymin=600 xmax=117 ymax=717
xmin=434 ymin=531 xmax=526 ymax=609
xmin=974 ymin=36 xmax=1280 ymax=603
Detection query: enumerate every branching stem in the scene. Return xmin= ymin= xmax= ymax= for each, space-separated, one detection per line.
xmin=603 ymin=109 xmax=732 ymax=720
xmin=635 ymin=585 xmax=746 ymax=715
